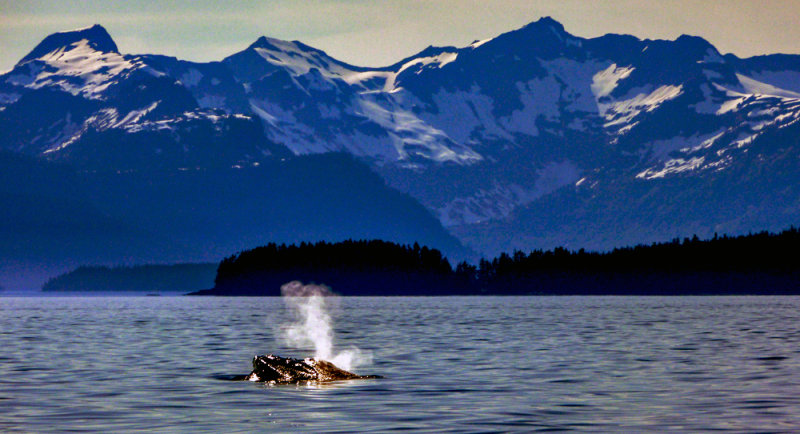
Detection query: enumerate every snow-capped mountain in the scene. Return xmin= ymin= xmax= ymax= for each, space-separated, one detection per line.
xmin=0 ymin=24 xmax=286 ymax=169
xmin=2 ymin=18 xmax=800 ymax=265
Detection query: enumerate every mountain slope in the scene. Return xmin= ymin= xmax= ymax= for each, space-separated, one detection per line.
xmin=0 ymin=151 xmax=470 ymax=290
xmin=2 ymin=19 xmax=799 ymax=270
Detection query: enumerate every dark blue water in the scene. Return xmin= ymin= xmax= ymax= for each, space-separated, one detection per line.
xmin=2 ymin=296 xmax=800 ymax=432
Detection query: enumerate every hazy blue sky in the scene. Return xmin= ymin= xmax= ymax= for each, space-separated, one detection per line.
xmin=2 ymin=0 xmax=799 ymax=71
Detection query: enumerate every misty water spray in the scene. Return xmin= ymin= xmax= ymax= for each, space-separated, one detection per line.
xmin=280 ymin=281 xmax=371 ymax=371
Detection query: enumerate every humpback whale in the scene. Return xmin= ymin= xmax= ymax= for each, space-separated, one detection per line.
xmin=242 ymin=354 xmax=381 ymax=384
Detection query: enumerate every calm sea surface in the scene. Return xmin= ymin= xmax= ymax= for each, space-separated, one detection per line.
xmin=2 ymin=296 xmax=800 ymax=432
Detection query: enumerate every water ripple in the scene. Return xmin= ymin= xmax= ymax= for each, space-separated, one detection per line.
xmin=2 ymin=296 xmax=800 ymax=431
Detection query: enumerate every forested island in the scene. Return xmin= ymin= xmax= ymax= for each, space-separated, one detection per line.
xmin=190 ymin=228 xmax=800 ymax=296
xmin=42 ymin=263 xmax=217 ymax=293
xmin=192 ymin=240 xmax=456 ymax=296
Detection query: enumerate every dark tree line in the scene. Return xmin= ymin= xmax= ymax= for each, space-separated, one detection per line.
xmin=205 ymin=240 xmax=456 ymax=296
xmin=194 ymin=227 xmax=800 ymax=296
xmin=455 ymin=228 xmax=800 ymax=295
xmin=215 ymin=239 xmax=451 ymax=282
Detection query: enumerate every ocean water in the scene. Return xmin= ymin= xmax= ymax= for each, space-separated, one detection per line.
xmin=2 ymin=296 xmax=800 ymax=432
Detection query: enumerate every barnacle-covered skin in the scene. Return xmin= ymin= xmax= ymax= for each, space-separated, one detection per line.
xmin=244 ymin=354 xmax=380 ymax=383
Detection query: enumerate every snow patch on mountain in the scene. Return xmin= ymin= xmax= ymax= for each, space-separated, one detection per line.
xmin=407 ymin=86 xmax=511 ymax=144
xmin=735 ymin=73 xmax=800 ymax=99
xmin=248 ymin=100 xmax=286 ymax=127
xmin=746 ymin=70 xmax=800 ymax=95
xmin=636 ymin=156 xmax=705 ymax=179
xmin=11 ymin=38 xmax=139 ymax=99
xmin=644 ymin=132 xmax=721 ymax=162
xmin=383 ymin=51 xmax=459 ymax=91
xmin=691 ymin=83 xmax=727 ymax=114
xmin=540 ymin=59 xmax=609 ymax=113
xmin=715 ymin=91 xmax=747 ymax=115
xmin=599 ymin=85 xmax=683 ymax=129
xmin=682 ymin=131 xmax=726 ymax=153
xmin=7 ymin=62 xmax=44 ymax=86
xmin=115 ymin=101 xmax=160 ymax=128
xmin=37 ymin=113 xmax=83 ymax=154
xmin=501 ymin=77 xmax=561 ymax=135
xmin=250 ymin=37 xmax=356 ymax=79
xmin=357 ymin=98 xmax=481 ymax=163
xmin=469 ymin=38 xmax=493 ymax=49
xmin=343 ymin=70 xmax=394 ymax=90
xmin=500 ymin=59 xmax=610 ymax=136
xmin=400 ymin=52 xmax=458 ymax=74
xmin=591 ymin=64 xmax=634 ymax=99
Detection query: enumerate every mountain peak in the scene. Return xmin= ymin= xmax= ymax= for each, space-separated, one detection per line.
xmin=250 ymin=36 xmax=274 ymax=48
xmin=495 ymin=16 xmax=573 ymax=47
xmin=246 ymin=35 xmax=296 ymax=52
xmin=19 ymin=24 xmax=118 ymax=64
xmin=475 ymin=16 xmax=575 ymax=59
xmin=674 ymin=34 xmax=717 ymax=54
xmin=637 ymin=34 xmax=721 ymax=64
xmin=513 ymin=16 xmax=570 ymax=39
xmin=524 ymin=16 xmax=566 ymax=33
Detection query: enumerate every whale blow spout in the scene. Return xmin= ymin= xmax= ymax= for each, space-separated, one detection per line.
xmin=244 ymin=354 xmax=381 ymax=384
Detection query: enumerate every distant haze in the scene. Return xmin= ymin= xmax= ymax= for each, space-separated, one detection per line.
xmin=2 ymin=0 xmax=799 ymax=72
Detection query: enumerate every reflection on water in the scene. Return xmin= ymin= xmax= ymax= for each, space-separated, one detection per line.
xmin=2 ymin=296 xmax=800 ymax=431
